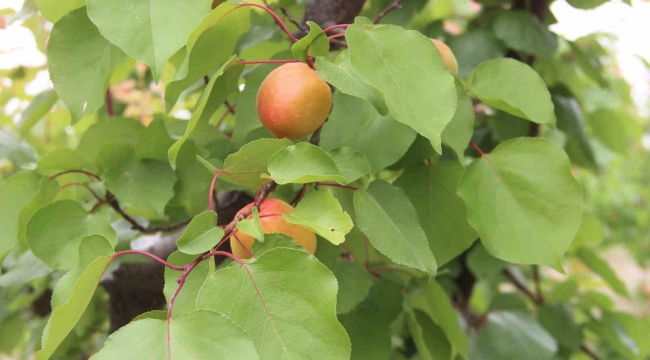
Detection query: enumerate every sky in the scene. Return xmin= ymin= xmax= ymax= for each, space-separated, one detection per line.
xmin=1 ymin=0 xmax=649 ymax=115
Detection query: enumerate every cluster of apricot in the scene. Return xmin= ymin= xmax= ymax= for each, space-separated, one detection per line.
xmin=230 ymin=38 xmax=458 ymax=258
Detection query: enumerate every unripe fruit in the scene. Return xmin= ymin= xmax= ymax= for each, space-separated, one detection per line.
xmin=256 ymin=63 xmax=332 ymax=140
xmin=230 ymin=198 xmax=317 ymax=259
xmin=430 ymin=39 xmax=458 ymax=74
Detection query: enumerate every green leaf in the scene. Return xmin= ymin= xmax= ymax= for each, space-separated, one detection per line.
xmin=327 ymin=147 xmax=371 ymax=183
xmin=588 ymin=109 xmax=635 ymax=155
xmin=168 ymin=58 xmax=242 ymax=168
xmin=165 ymin=4 xmax=250 ymax=110
xmin=457 ymin=138 xmax=582 ymax=268
xmin=339 ymin=279 xmax=403 ymax=360
xmin=553 ymin=95 xmax=596 ymax=169
xmin=346 ymin=24 xmax=457 ymax=153
xmin=538 ymin=303 xmax=582 ymax=350
xmin=493 ymin=11 xmax=558 ymax=57
xmin=566 ymin=0 xmax=608 ymax=9
xmin=87 ymin=0 xmax=210 ymax=81
xmin=266 ymin=143 xmax=348 ymax=185
xmin=411 ymin=279 xmax=469 ymax=357
xmin=442 ymin=79 xmax=474 ymax=162
xmin=171 ymin=140 xmax=214 ymax=205
xmin=220 ymin=138 xmax=292 ymax=187
xmin=395 ymin=162 xmax=477 ymax=266
xmin=48 ymin=8 xmax=128 ymax=121
xmin=284 ymin=188 xmax=353 ymax=245
xmin=163 ymin=251 xmax=213 ymax=318
xmin=76 ymin=116 xmax=145 ymax=163
xmin=237 ymin=207 xmax=264 ymax=242
xmin=36 ymin=149 xmax=86 ymax=175
xmin=586 ymin=317 xmax=638 ymax=359
xmin=569 ymin=212 xmax=603 ymax=252
xmin=251 ymin=233 xmax=303 ymax=256
xmin=26 ymin=200 xmax=117 ymax=270
xmin=0 ymin=172 xmax=42 ymax=259
xmin=469 ymin=311 xmax=558 ymax=360
xmin=292 ymin=21 xmax=329 ymax=61
xmin=197 ymin=248 xmax=351 ymax=360
xmin=91 ymin=310 xmax=259 ymax=360
xmin=333 ymin=261 xmax=373 ymax=315
xmin=576 ymin=247 xmax=629 ymax=297
xmin=321 ymin=93 xmax=416 ymax=172
xmin=18 ymin=90 xmax=58 ymax=135
xmin=316 ymin=51 xmax=388 ymax=115
xmin=34 ymin=0 xmax=84 ymax=23
xmin=448 ymin=28 xmax=506 ymax=78
xmin=135 ymin=119 xmax=174 ymax=161
xmin=98 ymin=143 xmax=177 ymax=217
xmin=0 ymin=314 xmax=25 ymax=353
xmin=37 ymin=237 xmax=114 ymax=360
xmin=466 ymin=243 xmax=508 ymax=278
xmin=469 ymin=58 xmax=556 ymax=125
xmin=354 ymin=180 xmax=437 ymax=275
xmin=0 ymin=251 xmax=50 ymax=287
xmin=404 ymin=307 xmax=452 ymax=360
xmin=176 ymin=211 xmax=224 ymax=255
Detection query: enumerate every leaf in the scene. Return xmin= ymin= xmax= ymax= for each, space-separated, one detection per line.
xmin=135 ymin=119 xmax=174 ymax=161
xmin=566 ymin=0 xmax=608 ymax=9
xmin=588 ymin=109 xmax=635 ymax=155
xmin=251 ymin=233 xmax=303 ymax=256
xmin=404 ymin=307 xmax=452 ymax=360
xmin=576 ymin=247 xmax=629 ymax=297
xmin=466 ymin=243 xmax=508 ymax=278
xmin=321 ymin=92 xmax=416 ymax=173
xmin=37 ymin=237 xmax=114 ymax=360
xmin=493 ymin=11 xmax=558 ymax=57
xmin=442 ymin=79 xmax=474 ymax=161
xmin=316 ymin=51 xmax=388 ymax=115
xmin=36 ymin=149 xmax=86 ymax=175
xmin=333 ymin=261 xmax=373 ymax=315
xmin=0 ymin=251 xmax=50 ymax=287
xmin=164 ymin=4 xmax=250 ymax=110
xmin=586 ymin=317 xmax=638 ymax=359
xmin=76 ymin=116 xmax=145 ymax=163
xmin=469 ymin=58 xmax=555 ymax=125
xmin=220 ymin=138 xmax=292 ymax=187
xmin=34 ymin=0 xmax=84 ymax=23
xmin=411 ymin=279 xmax=469 ymax=357
xmin=18 ymin=90 xmax=58 ymax=135
xmin=292 ymin=21 xmax=329 ymax=61
xmin=568 ymin=212 xmax=603 ymax=252
xmin=339 ymin=279 xmax=403 ymax=360
xmin=538 ymin=303 xmax=582 ymax=350
xmin=266 ymin=143 xmax=348 ymax=185
xmin=284 ymin=188 xmax=353 ymax=245
xmin=197 ymin=248 xmax=351 ymax=360
xmin=346 ymin=24 xmax=457 ymax=153
xmin=48 ymin=8 xmax=128 ymax=121
xmin=176 ymin=211 xmax=224 ymax=255
xmin=395 ymin=162 xmax=477 ymax=266
xmin=553 ymin=95 xmax=596 ymax=169
xmin=168 ymin=58 xmax=242 ymax=168
xmin=457 ymin=138 xmax=582 ymax=268
xmin=448 ymin=28 xmax=506 ymax=78
xmin=468 ymin=311 xmax=558 ymax=360
xmin=163 ymin=251 xmax=213 ymax=318
xmin=171 ymin=140 xmax=214 ymax=205
xmin=0 ymin=172 xmax=42 ymax=259
xmin=90 ymin=310 xmax=259 ymax=360
xmin=237 ymin=207 xmax=264 ymax=242
xmin=26 ymin=200 xmax=117 ymax=270
xmin=327 ymin=147 xmax=371 ymax=183
xmin=354 ymin=180 xmax=437 ymax=275
xmin=98 ymin=143 xmax=177 ymax=217
xmin=87 ymin=0 xmax=210 ymax=81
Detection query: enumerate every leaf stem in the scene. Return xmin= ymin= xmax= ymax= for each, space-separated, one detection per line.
xmin=469 ymin=141 xmax=486 ymax=157
xmin=106 ymin=191 xmax=191 ymax=233
xmin=236 ymin=59 xmax=301 ymax=65
xmin=503 ymin=268 xmax=542 ymax=305
xmin=59 ymin=182 xmax=103 ymax=201
xmin=49 ymin=169 xmax=101 ymax=182
xmin=105 ymin=88 xmax=114 ymax=117
xmin=209 ymin=169 xmax=226 ymax=212
xmin=112 ymin=250 xmax=186 ymax=271
xmin=237 ymin=3 xmax=298 ymax=42
xmin=373 ymin=0 xmax=407 ymax=24
xmin=215 ymin=103 xmax=237 ymax=129
xmin=327 ymin=33 xmax=346 ymax=40
xmin=322 ymin=24 xmax=349 ymax=33
xmin=290 ymin=184 xmax=309 ymax=206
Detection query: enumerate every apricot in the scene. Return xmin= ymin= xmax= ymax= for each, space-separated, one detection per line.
xmin=430 ymin=39 xmax=458 ymax=74
xmin=230 ymin=198 xmax=317 ymax=259
xmin=256 ymin=62 xmax=332 ymax=140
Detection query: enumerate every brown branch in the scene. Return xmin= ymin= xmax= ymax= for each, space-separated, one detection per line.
xmin=580 ymin=345 xmax=600 ymax=360
xmin=532 ymin=265 xmax=544 ymax=304
xmin=503 ymin=268 xmax=543 ymax=305
xmin=106 ymin=192 xmax=191 ymax=233
xmin=373 ymin=0 xmax=407 ymax=24
xmin=105 ymin=88 xmax=114 ymax=117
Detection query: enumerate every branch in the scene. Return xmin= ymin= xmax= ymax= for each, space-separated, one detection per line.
xmin=105 ymin=88 xmax=114 ymax=117
xmin=373 ymin=0 xmax=407 ymax=24
xmin=106 ymin=192 xmax=191 ymax=233
xmin=112 ymin=250 xmax=186 ymax=271
xmin=49 ymin=169 xmax=101 ymax=182
xmin=238 ymin=3 xmax=298 ymax=42
xmin=503 ymin=268 xmax=543 ymax=305
xmin=532 ymin=265 xmax=544 ymax=304
xmin=580 ymin=345 xmax=600 ymax=360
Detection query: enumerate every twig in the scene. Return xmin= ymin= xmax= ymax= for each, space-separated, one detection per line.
xmin=105 ymin=89 xmax=114 ymax=117
xmin=208 ymin=169 xmax=227 ymax=211
xmin=237 ymin=59 xmax=301 ymax=66
xmin=112 ymin=249 xmax=186 ymax=271
xmin=215 ymin=103 xmax=237 ymax=129
xmin=237 ymin=3 xmax=298 ymax=42
xmin=503 ymin=268 xmax=542 ymax=305
xmin=580 ymin=345 xmax=600 ymax=360
xmin=328 ymin=33 xmax=345 ymax=40
xmin=278 ymin=5 xmax=307 ymax=33
xmin=322 ymin=24 xmax=350 ymax=33
xmin=373 ymin=0 xmax=407 ymax=24
xmin=106 ymin=192 xmax=191 ymax=233
xmin=59 ymin=182 xmax=103 ymax=201
xmin=290 ymin=184 xmax=309 ymax=206
xmin=49 ymin=169 xmax=101 ymax=182
xmin=470 ymin=141 xmax=486 ymax=157
xmin=224 ymin=100 xmax=236 ymax=115
xmin=532 ymin=265 xmax=544 ymax=304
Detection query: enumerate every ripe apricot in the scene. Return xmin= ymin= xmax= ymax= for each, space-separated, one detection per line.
xmin=256 ymin=62 xmax=332 ymax=140
xmin=230 ymin=198 xmax=317 ymax=259
xmin=430 ymin=39 xmax=458 ymax=74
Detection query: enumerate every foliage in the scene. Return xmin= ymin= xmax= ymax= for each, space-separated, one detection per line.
xmin=0 ymin=0 xmax=648 ymax=359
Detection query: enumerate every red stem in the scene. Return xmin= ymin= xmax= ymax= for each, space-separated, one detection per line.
xmin=215 ymin=103 xmax=237 ymax=129
xmin=59 ymin=182 xmax=103 ymax=201
xmin=105 ymin=89 xmax=114 ymax=117
xmin=112 ymin=250 xmax=186 ymax=271
xmin=202 ymin=251 xmax=244 ymax=265
xmin=49 ymin=169 xmax=101 ymax=182
xmin=315 ymin=182 xmax=357 ymax=190
xmin=237 ymin=59 xmax=301 ymax=65
xmin=88 ymin=199 xmax=108 ymax=214
xmin=328 ymin=33 xmax=346 ymax=40
xmin=470 ymin=141 xmax=486 ymax=157
xmin=232 ymin=233 xmax=254 ymax=258
xmin=322 ymin=24 xmax=349 ymax=33
xmin=208 ymin=169 xmax=226 ymax=212
xmin=373 ymin=0 xmax=407 ymax=24
xmin=290 ymin=184 xmax=309 ymax=206
xmin=237 ymin=3 xmax=298 ymax=42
